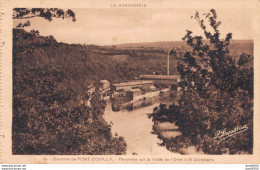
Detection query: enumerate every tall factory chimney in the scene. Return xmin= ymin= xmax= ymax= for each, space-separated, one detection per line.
xmin=167 ymin=49 xmax=170 ymax=76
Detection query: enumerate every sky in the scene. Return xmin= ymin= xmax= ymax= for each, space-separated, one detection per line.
xmin=13 ymin=8 xmax=254 ymax=45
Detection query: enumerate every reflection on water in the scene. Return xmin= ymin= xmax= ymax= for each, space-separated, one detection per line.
xmin=113 ymin=92 xmax=176 ymax=112
xmin=103 ymin=92 xmax=180 ymax=155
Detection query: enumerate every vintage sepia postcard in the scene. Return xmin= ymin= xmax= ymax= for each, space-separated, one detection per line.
xmin=0 ymin=0 xmax=260 ymax=164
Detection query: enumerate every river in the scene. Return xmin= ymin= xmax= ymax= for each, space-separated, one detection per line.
xmin=103 ymin=93 xmax=181 ymax=155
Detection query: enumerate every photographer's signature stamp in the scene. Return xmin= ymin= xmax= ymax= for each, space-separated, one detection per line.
xmin=214 ymin=125 xmax=248 ymax=144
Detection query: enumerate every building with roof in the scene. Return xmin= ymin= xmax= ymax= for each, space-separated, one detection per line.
xmin=87 ymin=84 xmax=95 ymax=95
xmin=111 ymin=80 xmax=154 ymax=91
xmin=139 ymin=74 xmax=180 ymax=85
xmin=139 ymin=74 xmax=180 ymax=81
xmin=126 ymin=89 xmax=143 ymax=99
xmin=100 ymin=80 xmax=110 ymax=91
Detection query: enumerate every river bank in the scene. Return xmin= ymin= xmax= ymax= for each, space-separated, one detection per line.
xmin=103 ymin=95 xmax=205 ymax=155
xmin=103 ymin=101 xmax=179 ymax=155
xmin=152 ymin=121 xmax=204 ymax=155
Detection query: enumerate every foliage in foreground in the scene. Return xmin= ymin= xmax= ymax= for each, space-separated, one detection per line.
xmin=149 ymin=9 xmax=253 ymax=154
xmin=13 ymin=29 xmax=126 ymax=155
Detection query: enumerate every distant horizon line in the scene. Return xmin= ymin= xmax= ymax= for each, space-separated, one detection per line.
xmin=66 ymin=39 xmax=253 ymax=47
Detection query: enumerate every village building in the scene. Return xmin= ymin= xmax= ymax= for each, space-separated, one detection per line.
xmin=87 ymin=84 xmax=95 ymax=96
xmin=125 ymin=89 xmax=143 ymax=100
xmin=100 ymin=80 xmax=111 ymax=100
xmin=111 ymin=80 xmax=154 ymax=91
xmin=100 ymin=80 xmax=110 ymax=91
xmin=139 ymin=74 xmax=180 ymax=82
xmin=139 ymin=74 xmax=180 ymax=90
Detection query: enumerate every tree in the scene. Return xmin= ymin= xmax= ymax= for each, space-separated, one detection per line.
xmin=13 ymin=8 xmax=76 ymax=54
xmin=12 ymin=8 xmax=127 ymax=155
xmin=13 ymin=62 xmax=127 ymax=154
xmin=13 ymin=8 xmax=75 ymax=24
xmin=13 ymin=8 xmax=76 ymax=28
xmin=149 ymin=9 xmax=253 ymax=154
